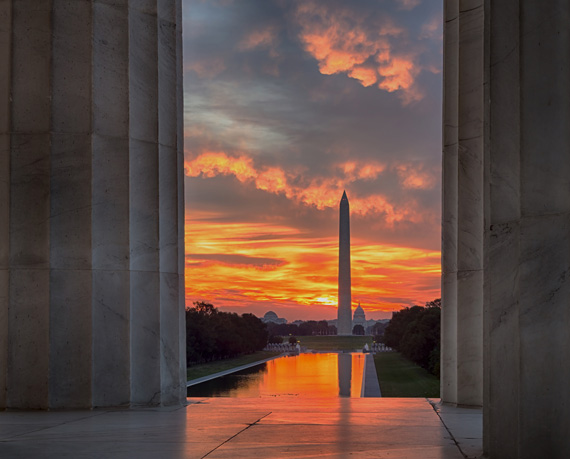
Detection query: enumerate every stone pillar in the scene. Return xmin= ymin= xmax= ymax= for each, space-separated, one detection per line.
xmin=0 ymin=0 xmax=11 ymax=410
xmin=441 ymin=0 xmax=484 ymax=407
xmin=440 ymin=0 xmax=459 ymax=405
xmin=444 ymin=0 xmax=570 ymax=456
xmin=0 ymin=0 xmax=186 ymax=409
xmin=484 ymin=1 xmax=570 ymax=457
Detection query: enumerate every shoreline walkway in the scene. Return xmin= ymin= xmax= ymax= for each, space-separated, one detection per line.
xmin=0 ymin=397 xmax=482 ymax=458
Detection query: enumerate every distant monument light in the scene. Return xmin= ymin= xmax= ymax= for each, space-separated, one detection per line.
xmin=337 ymin=191 xmax=352 ymax=335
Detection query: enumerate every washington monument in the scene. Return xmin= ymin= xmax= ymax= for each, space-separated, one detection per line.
xmin=337 ymin=191 xmax=352 ymax=335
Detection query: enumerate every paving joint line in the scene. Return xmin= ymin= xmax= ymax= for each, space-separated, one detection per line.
xmin=0 ymin=410 xmax=110 ymax=442
xmin=427 ymin=398 xmax=473 ymax=459
xmin=200 ymin=412 xmax=272 ymax=458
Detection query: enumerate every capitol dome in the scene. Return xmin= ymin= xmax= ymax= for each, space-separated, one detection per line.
xmin=264 ymin=311 xmax=278 ymax=321
xmin=353 ymin=304 xmax=366 ymax=321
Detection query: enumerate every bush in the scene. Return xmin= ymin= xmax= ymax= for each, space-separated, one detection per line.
xmin=288 ymin=336 xmax=298 ymax=344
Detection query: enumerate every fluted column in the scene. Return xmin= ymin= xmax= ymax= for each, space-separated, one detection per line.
xmin=484 ymin=1 xmax=570 ymax=457
xmin=441 ymin=0 xmax=459 ymax=405
xmin=0 ymin=0 xmax=185 ymax=409
xmin=0 ymin=0 xmax=11 ymax=409
xmin=441 ymin=0 xmax=484 ymax=407
xmin=445 ymin=0 xmax=570 ymax=456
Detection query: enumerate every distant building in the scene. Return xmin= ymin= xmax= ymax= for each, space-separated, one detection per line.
xmin=353 ymin=303 xmax=366 ymax=329
xmin=351 ymin=303 xmax=390 ymax=335
xmin=261 ymin=311 xmax=287 ymax=324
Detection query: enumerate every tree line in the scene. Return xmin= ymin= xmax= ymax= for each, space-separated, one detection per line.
xmin=186 ymin=302 xmax=268 ymax=365
xmin=382 ymin=299 xmax=441 ymax=376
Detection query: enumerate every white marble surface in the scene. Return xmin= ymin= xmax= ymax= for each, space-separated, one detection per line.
xmin=52 ymin=1 xmax=92 ymax=135
xmin=444 ymin=0 xmax=570 ymax=456
xmin=440 ymin=272 xmax=457 ymax=405
xmin=49 ymin=269 xmax=92 ymax=408
xmin=0 ymin=399 xmax=482 ymax=459
xmin=0 ymin=0 xmax=185 ymax=409
xmin=456 ymin=270 xmax=483 ymax=406
xmin=442 ymin=0 xmax=484 ymax=409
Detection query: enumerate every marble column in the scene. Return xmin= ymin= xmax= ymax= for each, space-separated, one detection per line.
xmin=0 ymin=0 xmax=186 ymax=409
xmin=444 ymin=0 xmax=570 ymax=457
xmin=441 ymin=0 xmax=484 ymax=407
xmin=484 ymin=1 xmax=570 ymax=457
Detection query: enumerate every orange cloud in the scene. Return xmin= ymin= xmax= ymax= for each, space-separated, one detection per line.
xmin=184 ymin=151 xmax=256 ymax=182
xmin=185 ymin=212 xmax=441 ymax=320
xmin=293 ymin=1 xmax=424 ymax=104
xmin=348 ymin=66 xmax=378 ymax=87
xmin=377 ymin=56 xmax=421 ymax=103
xmin=395 ymin=163 xmax=438 ymax=190
xmin=185 ymin=152 xmax=432 ymax=225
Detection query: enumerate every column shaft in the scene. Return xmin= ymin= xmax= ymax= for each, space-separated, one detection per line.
xmin=445 ymin=0 xmax=570 ymax=456
xmin=7 ymin=0 xmax=52 ymax=409
xmin=158 ymin=2 xmax=183 ymax=404
xmin=484 ymin=0 xmax=521 ymax=456
xmin=92 ymin=1 xmax=131 ymax=407
xmin=441 ymin=0 xmax=458 ymax=404
xmin=176 ymin=0 xmax=187 ymax=389
xmin=0 ymin=0 xmax=185 ymax=409
xmin=48 ymin=0 xmax=93 ymax=409
xmin=518 ymin=1 xmax=570 ymax=457
xmin=0 ymin=0 xmax=11 ymax=409
xmin=129 ymin=0 xmax=161 ymax=406
xmin=442 ymin=0 xmax=485 ymax=407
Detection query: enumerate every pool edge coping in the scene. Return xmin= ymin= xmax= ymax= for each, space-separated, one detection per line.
xmin=186 ymin=353 xmax=288 ymax=387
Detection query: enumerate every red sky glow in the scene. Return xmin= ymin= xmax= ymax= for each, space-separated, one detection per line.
xmin=183 ymin=0 xmax=443 ymax=321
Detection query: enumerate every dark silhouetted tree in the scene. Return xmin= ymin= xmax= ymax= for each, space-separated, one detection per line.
xmin=186 ymin=302 xmax=268 ymax=365
xmin=383 ymin=299 xmax=441 ymax=375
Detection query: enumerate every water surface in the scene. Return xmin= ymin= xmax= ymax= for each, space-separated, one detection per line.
xmin=187 ymin=352 xmax=365 ymax=398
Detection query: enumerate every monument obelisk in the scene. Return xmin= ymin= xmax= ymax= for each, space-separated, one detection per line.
xmin=337 ymin=191 xmax=352 ymax=335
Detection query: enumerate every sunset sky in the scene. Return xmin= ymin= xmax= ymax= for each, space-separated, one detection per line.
xmin=183 ymin=0 xmax=443 ymax=321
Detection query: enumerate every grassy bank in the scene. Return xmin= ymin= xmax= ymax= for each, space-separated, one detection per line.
xmin=296 ymin=335 xmax=373 ymax=351
xmin=187 ymin=351 xmax=281 ymax=381
xmin=374 ymin=352 xmax=440 ymax=397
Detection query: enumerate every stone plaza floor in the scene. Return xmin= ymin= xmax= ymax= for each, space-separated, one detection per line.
xmin=0 ymin=397 xmax=482 ymax=458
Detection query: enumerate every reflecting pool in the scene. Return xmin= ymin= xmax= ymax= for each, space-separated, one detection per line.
xmin=187 ymin=352 xmax=366 ymax=398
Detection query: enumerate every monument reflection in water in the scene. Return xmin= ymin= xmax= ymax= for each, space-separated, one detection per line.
xmin=187 ymin=353 xmax=366 ymax=398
